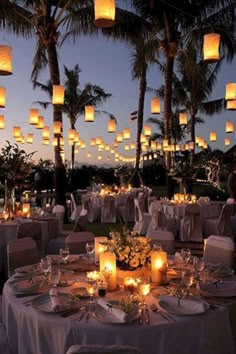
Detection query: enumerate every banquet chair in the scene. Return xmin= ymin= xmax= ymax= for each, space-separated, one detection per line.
xmin=0 ymin=323 xmax=10 ymax=354
xmin=65 ymin=232 xmax=95 ymax=254
xmin=101 ymin=196 xmax=116 ymax=223
xmin=70 ymin=193 xmax=82 ymax=222
xmin=65 ymin=344 xmax=141 ymax=354
xmin=133 ymin=198 xmax=151 ymax=235
xmin=7 ymin=237 xmax=38 ymax=278
xmin=116 ymin=193 xmax=135 ymax=224
xmin=203 ymin=235 xmax=234 ymax=268
xmin=203 ymin=203 xmax=234 ymax=238
xmin=146 ymin=230 xmax=175 ymax=255
xmin=73 ymin=210 xmax=88 ymax=232
xmin=16 ymin=221 xmax=44 ymax=257
xmin=180 ymin=204 xmax=203 ymax=242
xmin=147 ymin=201 xmax=167 ymax=233
xmin=52 ymin=204 xmax=65 ymax=233
xmin=82 ymin=195 xmax=100 ymax=223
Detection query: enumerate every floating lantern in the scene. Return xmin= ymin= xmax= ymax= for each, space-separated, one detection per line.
xmin=140 ymin=134 xmax=146 ymax=143
xmin=203 ymin=33 xmax=220 ymax=63
xmin=98 ymin=154 xmax=102 ymax=160
xmin=87 ymin=151 xmax=91 ymax=158
xmin=27 ymin=133 xmax=33 ymax=144
xmin=210 ymin=131 xmax=217 ymax=142
xmin=123 ymin=128 xmax=130 ymax=139
xmin=203 ymin=141 xmax=208 ymax=149
xmin=226 ymin=121 xmax=234 ymax=133
xmin=52 ymin=137 xmax=58 ymax=146
xmin=100 ymin=251 xmax=116 ymax=291
xmin=189 ymin=141 xmax=194 ymax=150
xmin=36 ymin=115 xmax=44 ymax=129
xmin=225 ymin=137 xmax=231 ymax=146
xmin=227 ymin=100 xmax=236 ymax=110
xmin=144 ymin=125 xmax=152 ymax=136
xmin=94 ymin=0 xmax=115 ymax=28
xmin=151 ymin=250 xmax=168 ymax=285
xmin=225 ymin=83 xmax=236 ymax=101
xmin=29 ymin=108 xmax=39 ymax=125
xmin=117 ymin=132 xmax=123 ymax=142
xmin=163 ymin=139 xmax=168 ymax=148
xmin=130 ymin=142 xmax=136 ymax=150
xmin=151 ymin=98 xmax=160 ymax=114
xmin=96 ymin=136 xmax=102 ymax=145
xmin=85 ymin=105 xmax=95 ymax=122
xmin=22 ymin=203 xmax=30 ymax=217
xmin=53 ymin=121 xmax=62 ymax=134
xmin=52 ymin=85 xmax=64 ymax=105
xmin=179 ymin=112 xmax=188 ymax=125
xmin=0 ymin=45 xmax=12 ymax=75
xmin=42 ymin=138 xmax=49 ymax=145
xmin=68 ymin=129 xmax=75 ymax=140
xmin=90 ymin=138 xmax=96 ymax=146
xmin=0 ymin=87 xmax=6 ymax=107
xmin=13 ymin=126 xmax=21 ymax=138
xmin=107 ymin=117 xmax=116 ymax=133
xmin=42 ymin=126 xmax=50 ymax=140
xmin=125 ymin=144 xmax=129 ymax=151
xmin=0 ymin=115 xmax=5 ymax=129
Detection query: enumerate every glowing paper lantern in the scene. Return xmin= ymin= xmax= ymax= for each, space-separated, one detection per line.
xmin=13 ymin=126 xmax=21 ymax=138
xmin=52 ymin=138 xmax=58 ymax=146
xmin=42 ymin=126 xmax=50 ymax=140
xmin=27 ymin=133 xmax=33 ymax=144
xmin=140 ymin=134 xmax=146 ymax=143
xmin=80 ymin=140 xmax=86 ymax=149
xmin=107 ymin=117 xmax=116 ymax=133
xmin=189 ymin=141 xmax=194 ymax=150
xmin=125 ymin=144 xmax=129 ymax=151
xmin=0 ymin=86 xmax=6 ymax=107
xmin=68 ymin=129 xmax=75 ymax=140
xmin=98 ymin=155 xmax=102 ymax=160
xmin=42 ymin=138 xmax=49 ymax=145
xmin=130 ymin=142 xmax=136 ymax=150
xmin=0 ymin=115 xmax=5 ymax=129
xmin=123 ymin=128 xmax=130 ymax=139
xmin=225 ymin=83 xmax=236 ymax=101
xmin=226 ymin=121 xmax=234 ymax=133
xmin=225 ymin=138 xmax=231 ymax=146
xmin=203 ymin=33 xmax=220 ymax=63
xmin=209 ymin=131 xmax=217 ymax=142
xmin=87 ymin=151 xmax=91 ymax=158
xmin=179 ymin=112 xmax=188 ymax=125
xmin=36 ymin=115 xmax=44 ymax=129
xmin=163 ymin=139 xmax=168 ymax=148
xmin=90 ymin=138 xmax=96 ymax=146
xmin=227 ymin=100 xmax=236 ymax=110
xmin=117 ymin=132 xmax=123 ymax=142
xmin=85 ymin=106 xmax=95 ymax=122
xmin=53 ymin=121 xmax=62 ymax=134
xmin=94 ymin=0 xmax=115 ymax=28
xmin=151 ymin=98 xmax=160 ymax=114
xmin=99 ymin=251 xmax=116 ymax=291
xmin=0 ymin=45 xmax=12 ymax=75
xmin=151 ymin=250 xmax=168 ymax=283
xmin=96 ymin=136 xmax=102 ymax=145
xmin=52 ymin=85 xmax=64 ymax=105
xmin=144 ymin=125 xmax=152 ymax=136
xmin=29 ymin=109 xmax=39 ymax=125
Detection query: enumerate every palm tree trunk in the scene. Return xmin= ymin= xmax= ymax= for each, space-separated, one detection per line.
xmin=71 ymin=122 xmax=75 ymax=170
xmin=46 ymin=42 xmax=66 ymax=207
xmin=190 ymin=114 xmax=196 ymax=166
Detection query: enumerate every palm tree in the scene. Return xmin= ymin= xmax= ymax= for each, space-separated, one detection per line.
xmin=0 ymin=0 xmax=95 ymax=206
xmin=34 ymin=64 xmax=111 ymax=168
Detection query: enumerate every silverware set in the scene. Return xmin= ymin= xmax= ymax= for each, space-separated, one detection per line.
xmin=150 ymin=303 xmax=176 ymax=322
xmin=139 ymin=306 xmax=149 ymax=325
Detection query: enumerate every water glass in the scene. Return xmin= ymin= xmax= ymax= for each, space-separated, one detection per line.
xmin=86 ymin=242 xmax=95 ymax=260
xmin=193 ymin=257 xmax=205 ymax=280
xmin=41 ymin=257 xmax=52 ymax=278
xmin=50 ymin=268 xmax=61 ymax=287
xmin=60 ymin=248 xmax=70 ymax=263
xmin=137 ymin=277 xmax=150 ymax=306
xmin=180 ymin=248 xmax=191 ymax=266
xmin=182 ymin=270 xmax=194 ymax=297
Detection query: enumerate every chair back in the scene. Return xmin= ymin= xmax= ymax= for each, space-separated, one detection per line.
xmin=66 ymin=344 xmax=141 ymax=354
xmin=134 ymin=198 xmax=143 ymax=223
xmin=65 ymin=232 xmax=95 ymax=254
xmin=7 ymin=237 xmax=38 ymax=277
xmin=52 ymin=204 xmax=65 ymax=232
xmin=204 ymin=235 xmax=234 ymax=267
xmin=124 ymin=193 xmax=135 ymax=222
xmin=181 ymin=204 xmax=202 ymax=241
xmin=217 ymin=203 xmax=234 ymax=237
xmin=148 ymin=201 xmax=167 ymax=231
xmin=146 ymin=230 xmax=175 ymax=255
xmin=101 ymin=196 xmax=116 ymax=223
xmin=17 ymin=222 xmax=43 ymax=256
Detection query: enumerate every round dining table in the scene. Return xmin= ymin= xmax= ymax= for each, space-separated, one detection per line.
xmin=2 ymin=258 xmax=235 ymax=354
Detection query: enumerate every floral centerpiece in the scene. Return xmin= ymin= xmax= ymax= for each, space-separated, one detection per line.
xmin=106 ymin=228 xmax=151 ymax=270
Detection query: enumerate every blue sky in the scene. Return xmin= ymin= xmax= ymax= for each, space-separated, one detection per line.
xmin=0 ymin=30 xmax=235 ymax=166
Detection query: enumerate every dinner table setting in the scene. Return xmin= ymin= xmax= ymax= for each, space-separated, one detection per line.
xmin=2 ymin=244 xmax=236 ymax=354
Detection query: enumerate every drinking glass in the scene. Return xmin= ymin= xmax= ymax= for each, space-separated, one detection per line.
xmin=50 ymin=268 xmax=61 ymax=288
xmin=60 ymin=248 xmax=70 ymax=264
xmin=180 ymin=248 xmax=191 ymax=266
xmin=182 ymin=270 xmax=194 ymax=297
xmin=152 ymin=243 xmax=163 ymax=252
xmin=40 ymin=257 xmax=51 ymax=279
xmin=137 ymin=277 xmax=150 ymax=306
xmin=86 ymin=242 xmax=95 ymax=260
xmin=193 ymin=257 xmax=205 ymax=280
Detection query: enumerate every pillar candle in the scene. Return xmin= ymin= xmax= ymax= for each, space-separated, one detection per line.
xmin=94 ymin=237 xmax=107 ymax=264
xmin=99 ymin=251 xmax=116 ymax=291
xmin=151 ymin=251 xmax=168 ymax=285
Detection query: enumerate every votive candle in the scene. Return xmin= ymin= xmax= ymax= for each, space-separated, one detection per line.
xmin=151 ymin=251 xmax=168 ymax=285
xmin=94 ymin=237 xmax=107 ymax=264
xmin=99 ymin=251 xmax=116 ymax=291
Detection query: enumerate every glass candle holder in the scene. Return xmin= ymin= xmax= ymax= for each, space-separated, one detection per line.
xmin=97 ymin=280 xmax=107 ymax=297
xmin=123 ymin=277 xmax=137 ymax=293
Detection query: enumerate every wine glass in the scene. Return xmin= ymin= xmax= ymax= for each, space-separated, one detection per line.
xmin=86 ymin=242 xmax=95 ymax=260
xmin=50 ymin=268 xmax=61 ymax=288
xmin=182 ymin=270 xmax=194 ymax=297
xmin=193 ymin=257 xmax=205 ymax=280
xmin=180 ymin=248 xmax=191 ymax=266
xmin=137 ymin=277 xmax=150 ymax=307
xmin=40 ymin=257 xmax=51 ymax=280
xmin=60 ymin=248 xmax=70 ymax=264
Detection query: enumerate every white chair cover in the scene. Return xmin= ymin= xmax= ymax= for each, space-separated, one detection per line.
xmin=198 ymin=197 xmax=210 ymax=206
xmin=203 ymin=204 xmax=234 ymax=237
xmin=101 ymin=196 xmax=116 ymax=223
xmin=82 ymin=195 xmax=100 ymax=223
xmin=7 ymin=237 xmax=38 ymax=278
xmin=65 ymin=232 xmax=95 ymax=254
xmin=204 ymin=235 xmax=234 ymax=267
xmin=73 ymin=212 xmax=88 ymax=232
xmin=146 ymin=230 xmax=175 ymax=255
xmin=226 ymin=198 xmax=235 ymax=204
xmin=116 ymin=194 xmax=135 ymax=224
xmin=0 ymin=323 xmax=10 ymax=354
xmin=70 ymin=194 xmax=82 ymax=222
xmin=180 ymin=204 xmax=202 ymax=242
xmin=147 ymin=201 xmax=167 ymax=232
xmin=133 ymin=198 xmax=151 ymax=235
xmin=66 ymin=345 xmax=141 ymax=354
xmin=52 ymin=205 xmax=65 ymax=232
xmin=17 ymin=222 xmax=43 ymax=257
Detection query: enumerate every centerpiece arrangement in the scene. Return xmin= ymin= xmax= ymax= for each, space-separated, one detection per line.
xmin=106 ymin=228 xmax=151 ymax=271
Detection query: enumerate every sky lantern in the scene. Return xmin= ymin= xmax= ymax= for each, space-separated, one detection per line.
xmin=179 ymin=112 xmax=188 ymax=125
xmin=123 ymin=128 xmax=130 ymax=139
xmin=29 ymin=108 xmax=39 ymax=125
xmin=225 ymin=121 xmax=234 ymax=133
xmin=36 ymin=115 xmax=45 ymax=129
xmin=53 ymin=121 xmax=62 ymax=134
xmin=84 ymin=105 xmax=95 ymax=122
xmin=107 ymin=117 xmax=116 ymax=132
xmin=27 ymin=133 xmax=33 ymax=144
xmin=0 ymin=86 xmax=6 ymax=107
xmin=52 ymin=85 xmax=64 ymax=105
xmin=144 ymin=125 xmax=152 ymax=136
xmin=42 ymin=126 xmax=50 ymax=140
xmin=151 ymin=98 xmax=160 ymax=114
xmin=226 ymin=100 xmax=236 ymax=110
xmin=94 ymin=0 xmax=115 ymax=28
xmin=225 ymin=83 xmax=236 ymax=101
xmin=0 ymin=45 xmax=12 ymax=75
xmin=117 ymin=132 xmax=123 ymax=142
xmin=209 ymin=131 xmax=217 ymax=142
xmin=225 ymin=137 xmax=231 ymax=146
xmin=13 ymin=126 xmax=21 ymax=138
xmin=0 ymin=114 xmax=5 ymax=129
xmin=203 ymin=33 xmax=220 ymax=63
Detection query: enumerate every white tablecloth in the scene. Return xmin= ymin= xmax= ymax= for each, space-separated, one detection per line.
xmin=2 ymin=276 xmax=235 ymax=354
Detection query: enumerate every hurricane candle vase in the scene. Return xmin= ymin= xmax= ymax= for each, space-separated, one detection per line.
xmin=151 ymin=251 xmax=168 ymax=285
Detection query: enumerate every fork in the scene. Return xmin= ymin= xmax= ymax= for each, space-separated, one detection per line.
xmin=150 ymin=303 xmax=176 ymax=322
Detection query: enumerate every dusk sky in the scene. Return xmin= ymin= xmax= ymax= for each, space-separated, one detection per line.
xmin=0 ymin=27 xmax=235 ymax=166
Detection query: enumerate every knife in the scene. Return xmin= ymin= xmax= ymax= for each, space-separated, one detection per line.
xmin=60 ymin=306 xmax=86 ymax=318
xmin=143 ymin=307 xmax=149 ymax=324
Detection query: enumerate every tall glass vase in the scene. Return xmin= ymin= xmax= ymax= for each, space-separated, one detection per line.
xmin=4 ymin=181 xmax=15 ymax=217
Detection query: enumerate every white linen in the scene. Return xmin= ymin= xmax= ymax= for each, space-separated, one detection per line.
xmin=49 ymin=288 xmax=63 ymax=312
xmin=198 ymin=281 xmax=236 ymax=298
xmin=159 ymin=295 xmax=206 ymax=315
xmin=97 ymin=299 xmax=129 ymax=322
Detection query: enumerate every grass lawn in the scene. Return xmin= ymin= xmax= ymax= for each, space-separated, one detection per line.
xmin=63 ymin=222 xmax=134 ymax=237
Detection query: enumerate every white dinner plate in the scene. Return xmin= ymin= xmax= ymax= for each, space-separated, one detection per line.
xmin=198 ymin=281 xmax=236 ymax=298
xmin=11 ymin=276 xmax=48 ymax=293
xmin=91 ymin=301 xmax=140 ymax=324
xmin=31 ymin=293 xmax=80 ymax=313
xmin=159 ymin=296 xmax=208 ymax=316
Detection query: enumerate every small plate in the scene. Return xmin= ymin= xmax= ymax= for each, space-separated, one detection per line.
xmin=198 ymin=281 xmax=236 ymax=298
xmin=91 ymin=301 xmax=140 ymax=324
xmin=31 ymin=292 xmax=80 ymax=313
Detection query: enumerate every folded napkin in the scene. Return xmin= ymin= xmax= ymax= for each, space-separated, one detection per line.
xmin=49 ymin=288 xmax=64 ymax=312
xmin=198 ymin=281 xmax=236 ymax=297
xmin=174 ymin=252 xmax=184 ymax=263
xmin=97 ymin=298 xmax=133 ymax=322
xmin=159 ymin=295 xmax=206 ymax=315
